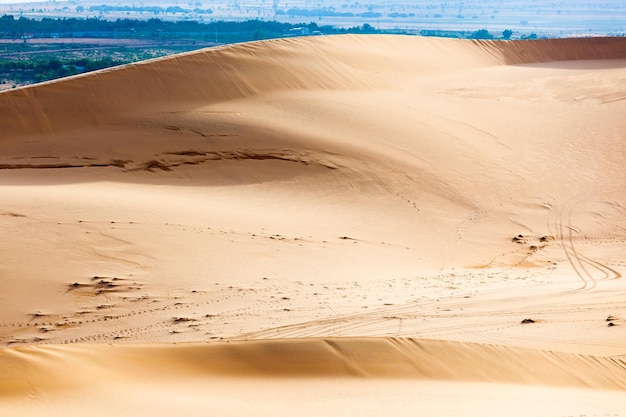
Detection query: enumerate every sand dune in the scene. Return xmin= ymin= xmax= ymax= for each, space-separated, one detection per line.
xmin=1 ymin=35 xmax=626 ymax=415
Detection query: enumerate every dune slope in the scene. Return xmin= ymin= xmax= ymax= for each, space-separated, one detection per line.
xmin=2 ymin=338 xmax=626 ymax=417
xmin=2 ymin=338 xmax=626 ymax=389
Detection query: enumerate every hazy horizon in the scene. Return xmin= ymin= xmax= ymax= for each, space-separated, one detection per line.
xmin=1 ymin=0 xmax=624 ymax=37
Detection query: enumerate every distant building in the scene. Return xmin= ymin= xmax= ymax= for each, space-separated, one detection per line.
xmin=288 ymin=27 xmax=310 ymax=36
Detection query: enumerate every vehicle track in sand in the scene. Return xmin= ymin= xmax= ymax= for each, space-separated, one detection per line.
xmin=234 ymin=191 xmax=626 ymax=343
xmin=551 ymin=191 xmax=622 ymax=292
xmin=231 ymin=279 xmax=583 ymax=341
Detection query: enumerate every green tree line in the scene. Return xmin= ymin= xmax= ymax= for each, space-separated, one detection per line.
xmin=1 ymin=56 xmax=125 ymax=84
xmin=0 ymin=15 xmax=352 ymax=40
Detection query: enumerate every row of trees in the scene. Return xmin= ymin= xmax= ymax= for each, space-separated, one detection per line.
xmin=471 ymin=28 xmax=538 ymax=40
xmin=86 ymin=5 xmax=213 ymax=15
xmin=275 ymin=8 xmax=382 ymax=18
xmin=1 ymin=15 xmax=523 ymax=41
xmin=419 ymin=28 xmax=530 ymax=40
xmin=0 ymin=57 xmax=125 ymax=83
xmin=0 ymin=15 xmax=350 ymax=40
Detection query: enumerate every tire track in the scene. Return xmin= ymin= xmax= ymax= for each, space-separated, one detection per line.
xmin=553 ymin=192 xmax=622 ymax=292
xmin=0 ymin=285 xmax=268 ymax=346
xmin=232 ymin=282 xmax=565 ymax=341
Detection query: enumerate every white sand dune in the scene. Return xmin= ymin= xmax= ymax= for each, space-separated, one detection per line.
xmin=1 ymin=35 xmax=626 ymax=415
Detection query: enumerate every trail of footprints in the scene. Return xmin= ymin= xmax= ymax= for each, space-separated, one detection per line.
xmin=5 ymin=263 xmax=622 ymax=346
xmin=1 ymin=273 xmax=275 ymax=346
xmin=3 ymin=272 xmax=385 ymax=345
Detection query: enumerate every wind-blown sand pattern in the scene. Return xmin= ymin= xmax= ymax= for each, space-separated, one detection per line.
xmin=1 ymin=35 xmax=626 ymax=416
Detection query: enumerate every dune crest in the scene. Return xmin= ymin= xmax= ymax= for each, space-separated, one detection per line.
xmin=2 ymin=338 xmax=626 ymax=394
xmin=1 ymin=36 xmax=625 ymax=138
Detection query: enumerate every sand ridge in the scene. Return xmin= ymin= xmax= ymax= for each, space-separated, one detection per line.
xmin=2 ymin=338 xmax=626 ymax=393
xmin=2 ymin=338 xmax=626 ymax=416
xmin=2 ymin=36 xmax=625 ymax=138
